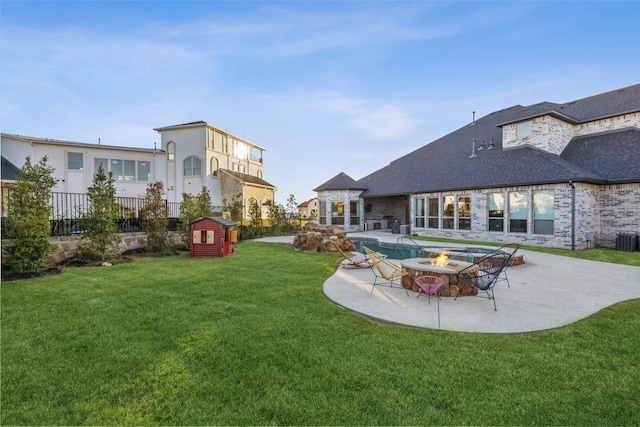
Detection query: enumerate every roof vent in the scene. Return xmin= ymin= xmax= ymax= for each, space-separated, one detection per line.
xmin=469 ymin=139 xmax=477 ymax=158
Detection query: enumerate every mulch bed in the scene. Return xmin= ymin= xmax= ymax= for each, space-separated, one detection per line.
xmin=1 ymin=267 xmax=63 ymax=282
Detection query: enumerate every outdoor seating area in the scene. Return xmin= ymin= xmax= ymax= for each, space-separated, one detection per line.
xmin=315 ymin=231 xmax=640 ymax=333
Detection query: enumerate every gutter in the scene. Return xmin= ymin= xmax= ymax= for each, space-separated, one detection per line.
xmin=569 ymin=181 xmax=575 ymax=251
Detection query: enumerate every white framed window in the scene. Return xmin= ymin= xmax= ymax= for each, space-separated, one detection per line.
xmin=415 ymin=197 xmax=425 ymax=228
xmin=488 ymin=193 xmax=505 ymax=232
xmin=428 ymin=197 xmax=439 ymax=228
xmin=137 ymin=161 xmax=150 ymax=182
xmin=458 ymin=196 xmax=471 ymax=230
xmin=210 ymin=158 xmax=219 ymax=177
xmin=167 ymin=142 xmax=175 ymax=162
xmin=111 ymin=159 xmax=135 ymax=181
xmin=517 ymin=120 xmax=533 ymax=138
xmin=533 ymin=190 xmax=554 ymax=235
xmin=442 ymin=196 xmax=454 ymax=229
xmin=68 ymin=152 xmax=84 ymax=170
xmin=509 ymin=191 xmax=528 ymax=233
xmin=184 ymin=156 xmax=202 ymax=176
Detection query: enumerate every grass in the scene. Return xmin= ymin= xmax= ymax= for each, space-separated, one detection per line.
xmin=409 ymin=235 xmax=640 ymax=266
xmin=2 ymin=241 xmax=640 ymax=425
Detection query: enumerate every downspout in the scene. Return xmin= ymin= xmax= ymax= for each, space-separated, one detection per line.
xmin=569 ymin=181 xmax=575 ymax=251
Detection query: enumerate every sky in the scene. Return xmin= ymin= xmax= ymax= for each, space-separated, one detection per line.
xmin=1 ymin=1 xmax=639 ymax=205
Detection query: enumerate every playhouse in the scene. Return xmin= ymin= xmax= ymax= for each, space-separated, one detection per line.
xmin=189 ymin=217 xmax=237 ymax=257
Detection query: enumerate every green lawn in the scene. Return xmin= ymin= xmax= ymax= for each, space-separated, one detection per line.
xmin=2 ymin=241 xmax=639 ymax=425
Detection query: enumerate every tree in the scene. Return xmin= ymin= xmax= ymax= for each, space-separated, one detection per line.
xmin=286 ymin=194 xmax=299 ymax=232
xmin=78 ymin=165 xmax=119 ymax=261
xmin=222 ymin=192 xmax=244 ymax=222
xmin=264 ymin=199 xmax=285 ymax=235
xmin=142 ymin=181 xmax=169 ymax=253
xmin=5 ymin=156 xmax=57 ymax=272
xmin=179 ymin=187 xmax=213 ymax=247
xmin=248 ymin=198 xmax=263 ymax=237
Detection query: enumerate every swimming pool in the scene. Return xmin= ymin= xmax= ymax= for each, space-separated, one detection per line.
xmin=350 ymin=238 xmax=423 ymax=259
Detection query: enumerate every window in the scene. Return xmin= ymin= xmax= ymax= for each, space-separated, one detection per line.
xmin=488 ymin=193 xmax=504 ymax=232
xmin=250 ymin=147 xmax=262 ymax=162
xmin=509 ymin=191 xmax=528 ymax=233
xmin=428 ymin=197 xmax=439 ymax=228
xmin=517 ymin=120 xmax=533 ymax=138
xmin=331 ymin=201 xmax=344 ymax=225
xmin=137 ymin=161 xmax=150 ymax=182
xmin=94 ymin=158 xmax=108 ymax=175
xmin=111 ymin=159 xmax=135 ymax=181
xmin=442 ymin=196 xmax=455 ymax=229
xmin=534 ymin=190 xmax=554 ymax=234
xmin=184 ymin=156 xmax=202 ymax=176
xmin=210 ymin=158 xmax=219 ymax=177
xmin=319 ymin=201 xmax=327 ymax=225
xmin=458 ymin=196 xmax=471 ymax=230
xmin=68 ymin=152 xmax=84 ymax=170
xmin=415 ymin=198 xmax=425 ymax=228
xmin=350 ymin=201 xmax=360 ymax=226
xmin=167 ymin=142 xmax=175 ymax=161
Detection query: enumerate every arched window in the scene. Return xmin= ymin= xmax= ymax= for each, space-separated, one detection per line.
xmin=167 ymin=142 xmax=175 ymax=162
xmin=210 ymin=158 xmax=219 ymax=177
xmin=184 ymin=156 xmax=202 ymax=176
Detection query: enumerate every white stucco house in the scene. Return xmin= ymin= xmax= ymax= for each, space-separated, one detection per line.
xmin=1 ymin=121 xmax=277 ymax=221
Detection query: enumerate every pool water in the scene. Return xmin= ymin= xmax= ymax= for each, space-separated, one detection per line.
xmin=351 ymin=238 xmax=423 ymax=259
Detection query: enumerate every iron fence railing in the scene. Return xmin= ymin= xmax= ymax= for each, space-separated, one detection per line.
xmin=1 ymin=189 xmax=222 ymax=239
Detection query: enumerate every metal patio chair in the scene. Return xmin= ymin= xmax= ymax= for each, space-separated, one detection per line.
xmin=454 ymin=252 xmax=511 ymax=311
xmin=363 ymin=246 xmax=409 ymax=295
xmin=327 ymin=239 xmax=372 ymax=268
xmin=414 ymin=275 xmax=445 ymax=329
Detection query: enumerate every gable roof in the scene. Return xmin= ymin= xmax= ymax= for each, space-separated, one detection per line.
xmin=313 ymin=172 xmax=367 ymax=191
xmin=190 ymin=216 xmax=237 ymax=227
xmin=220 ymin=169 xmax=276 ymax=189
xmin=349 ymin=84 xmax=640 ymax=197
xmin=1 ymin=156 xmax=20 ymax=181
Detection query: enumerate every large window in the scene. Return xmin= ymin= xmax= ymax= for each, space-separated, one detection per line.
xmin=137 ymin=161 xmax=150 ymax=182
xmin=184 ymin=156 xmax=202 ymax=176
xmin=415 ymin=198 xmax=425 ymax=228
xmin=488 ymin=193 xmax=504 ymax=232
xmin=428 ymin=197 xmax=439 ymax=228
xmin=68 ymin=152 xmax=84 ymax=170
xmin=350 ymin=201 xmax=360 ymax=226
xmin=442 ymin=196 xmax=455 ymax=229
xmin=331 ymin=201 xmax=344 ymax=225
xmin=509 ymin=191 xmax=528 ymax=233
xmin=458 ymin=196 xmax=471 ymax=230
xmin=111 ymin=159 xmax=136 ymax=181
xmin=534 ymin=190 xmax=554 ymax=234
xmin=319 ymin=201 xmax=327 ymax=225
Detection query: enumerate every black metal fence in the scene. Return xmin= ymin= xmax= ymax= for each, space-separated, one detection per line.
xmin=1 ymin=189 xmax=221 ymax=239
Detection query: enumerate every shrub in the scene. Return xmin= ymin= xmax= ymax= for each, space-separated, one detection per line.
xmin=142 ymin=181 xmax=169 ymax=253
xmin=78 ymin=166 xmax=119 ymax=261
xmin=5 ymin=156 xmax=57 ymax=272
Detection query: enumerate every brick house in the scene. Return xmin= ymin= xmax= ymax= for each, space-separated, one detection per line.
xmin=314 ymin=84 xmax=640 ymax=249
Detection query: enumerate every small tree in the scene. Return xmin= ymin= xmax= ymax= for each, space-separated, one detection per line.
xmin=265 ymin=199 xmax=285 ymax=235
xmin=5 ymin=156 xmax=57 ymax=272
xmin=222 ymin=192 xmax=243 ymax=223
xmin=286 ymin=194 xmax=299 ymax=232
xmin=179 ymin=187 xmax=213 ymax=247
xmin=142 ymin=181 xmax=169 ymax=253
xmin=248 ymin=198 xmax=263 ymax=237
xmin=78 ymin=165 xmax=119 ymax=261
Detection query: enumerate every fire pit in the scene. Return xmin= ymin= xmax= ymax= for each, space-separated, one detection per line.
xmin=401 ymin=255 xmax=478 ymax=297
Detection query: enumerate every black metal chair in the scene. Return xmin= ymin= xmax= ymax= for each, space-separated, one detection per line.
xmin=454 ymin=252 xmax=511 ymax=311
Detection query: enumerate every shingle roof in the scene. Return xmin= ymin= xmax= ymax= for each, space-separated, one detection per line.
xmin=313 ymin=172 xmax=367 ymax=191
xmin=220 ymin=169 xmax=276 ymax=189
xmin=1 ymin=156 xmax=20 ymax=181
xmin=350 ymin=84 xmax=640 ymax=197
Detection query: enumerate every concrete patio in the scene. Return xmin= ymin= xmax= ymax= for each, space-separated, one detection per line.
xmin=256 ymin=231 xmax=640 ymax=333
